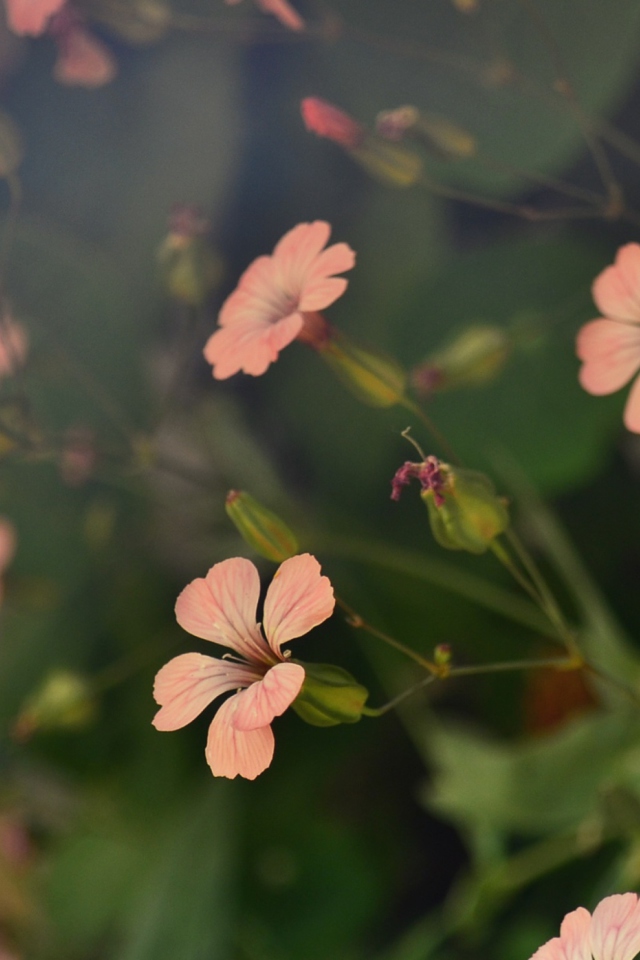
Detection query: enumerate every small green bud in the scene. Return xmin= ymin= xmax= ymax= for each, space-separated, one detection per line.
xmin=319 ymin=335 xmax=407 ymax=408
xmin=351 ymin=135 xmax=423 ymax=188
xmin=422 ymin=465 xmax=509 ymax=554
xmin=158 ymin=205 xmax=222 ymax=306
xmin=412 ymin=324 xmax=510 ymax=396
xmin=13 ymin=671 xmax=96 ymax=741
xmin=291 ymin=663 xmax=369 ymax=727
xmin=225 ymin=491 xmax=298 ymax=563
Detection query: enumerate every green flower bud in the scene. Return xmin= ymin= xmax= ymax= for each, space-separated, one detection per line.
xmin=291 ymin=663 xmax=369 ymax=727
xmin=158 ymin=206 xmax=222 ymax=306
xmin=422 ymin=465 xmax=509 ymax=554
xmin=351 ymin=135 xmax=423 ymax=188
xmin=225 ymin=491 xmax=298 ymax=563
xmin=412 ymin=324 xmax=510 ymax=396
xmin=13 ymin=671 xmax=96 ymax=741
xmin=319 ymin=335 xmax=407 ymax=408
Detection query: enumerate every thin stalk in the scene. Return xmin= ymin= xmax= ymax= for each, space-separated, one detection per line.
xmin=401 ymin=397 xmax=461 ymax=465
xmin=337 ymin=596 xmax=438 ymax=673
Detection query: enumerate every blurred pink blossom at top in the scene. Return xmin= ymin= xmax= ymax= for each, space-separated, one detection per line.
xmin=301 ymin=97 xmax=365 ymax=149
xmin=577 ymin=243 xmax=640 ymax=433
xmin=4 ymin=0 xmax=64 ymax=35
xmin=50 ymin=7 xmax=117 ymax=87
xmin=225 ymin=0 xmax=304 ymax=31
xmin=0 ymin=517 xmax=17 ymax=607
xmin=203 ymin=221 xmax=355 ymax=378
xmin=0 ymin=317 xmax=27 ymax=378
xmin=153 ymin=553 xmax=335 ymax=779
xmin=529 ymin=893 xmax=640 ymax=960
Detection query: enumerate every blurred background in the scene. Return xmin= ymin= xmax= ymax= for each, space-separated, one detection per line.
xmin=1 ymin=0 xmax=640 ymax=957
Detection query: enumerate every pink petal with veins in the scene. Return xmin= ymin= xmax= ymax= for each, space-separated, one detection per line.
xmin=593 ymin=244 xmax=640 ymax=323
xmin=577 ymin=319 xmax=640 ymax=395
xmin=232 ymin=661 xmax=305 ymax=731
xmin=174 ymin=557 xmax=272 ymax=664
xmin=263 ymin=553 xmax=334 ymax=656
xmin=205 ymin=693 xmax=275 ymax=779
xmin=590 ymin=894 xmax=640 ymax=960
xmin=152 ymin=653 xmax=259 ymax=731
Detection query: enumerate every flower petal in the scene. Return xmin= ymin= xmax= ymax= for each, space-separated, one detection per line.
xmin=232 ymin=662 xmax=305 ymax=731
xmin=204 ymin=312 xmax=303 ymax=379
xmin=255 ymin=0 xmax=304 ymax=30
xmin=590 ymin=893 xmax=640 ymax=960
xmin=593 ymin=244 xmax=640 ymax=323
xmin=152 ymin=653 xmax=259 ymax=731
xmin=205 ymin=694 xmax=275 ymax=779
xmin=54 ymin=26 xmax=117 ymax=88
xmin=577 ymin=319 xmax=640 ymax=395
xmin=263 ymin=553 xmax=335 ymax=656
xmin=559 ymin=907 xmax=593 ymax=960
xmin=4 ymin=0 xmax=64 ymax=34
xmin=175 ymin=557 xmax=272 ymax=663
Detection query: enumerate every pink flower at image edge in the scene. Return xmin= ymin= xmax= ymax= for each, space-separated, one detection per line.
xmin=152 ymin=553 xmax=335 ymax=780
xmin=577 ymin=242 xmax=640 ymax=433
xmin=224 ymin=0 xmax=304 ymax=31
xmin=203 ymin=221 xmax=355 ymax=379
xmin=530 ymin=893 xmax=640 ymax=960
xmin=4 ymin=0 xmax=64 ymax=35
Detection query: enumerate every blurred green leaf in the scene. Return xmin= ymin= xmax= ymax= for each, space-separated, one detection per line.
xmin=422 ymin=711 xmax=639 ymax=837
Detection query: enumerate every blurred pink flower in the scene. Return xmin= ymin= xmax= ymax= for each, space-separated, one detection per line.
xmin=530 ymin=893 xmax=640 ymax=960
xmin=577 ymin=243 xmax=640 ymax=433
xmin=301 ymin=97 xmax=365 ymax=149
xmin=0 ymin=517 xmax=17 ymax=607
xmin=0 ymin=318 xmax=27 ymax=378
xmin=153 ymin=553 xmax=335 ymax=780
xmin=4 ymin=0 xmax=64 ymax=35
xmin=50 ymin=8 xmax=117 ymax=87
xmin=203 ymin=221 xmax=355 ymax=378
xmin=225 ymin=0 xmax=304 ymax=31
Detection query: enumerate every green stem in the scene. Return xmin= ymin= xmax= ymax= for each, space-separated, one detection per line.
xmin=320 ymin=534 xmax=562 ymax=640
xmin=401 ymin=397 xmax=462 ymax=465
xmin=337 ymin=597 xmax=438 ymax=673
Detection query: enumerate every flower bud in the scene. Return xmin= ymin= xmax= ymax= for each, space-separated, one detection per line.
xmin=225 ymin=490 xmax=298 ymax=563
xmin=392 ymin=457 xmax=509 ymax=553
xmin=422 ymin=464 xmax=509 ymax=554
xmin=413 ymin=112 xmax=477 ymax=161
xmin=301 ymin=97 xmax=423 ymax=188
xmin=158 ymin=205 xmax=222 ymax=306
xmin=319 ymin=334 xmax=407 ymax=408
xmin=13 ymin=671 xmax=96 ymax=741
xmin=411 ymin=324 xmax=510 ymax=396
xmin=291 ymin=662 xmax=369 ymax=727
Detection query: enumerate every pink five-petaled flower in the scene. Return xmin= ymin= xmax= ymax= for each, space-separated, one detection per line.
xmin=152 ymin=553 xmax=335 ymax=780
xmin=224 ymin=0 xmax=304 ymax=32
xmin=529 ymin=893 xmax=640 ymax=960
xmin=203 ymin=221 xmax=355 ymax=379
xmin=577 ymin=243 xmax=640 ymax=433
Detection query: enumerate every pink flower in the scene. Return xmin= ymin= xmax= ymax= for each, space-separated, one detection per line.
xmin=225 ymin=0 xmax=304 ymax=31
xmin=530 ymin=893 xmax=640 ymax=960
xmin=203 ymin=221 xmax=355 ymax=379
xmin=0 ymin=518 xmax=17 ymax=607
xmin=0 ymin=317 xmax=27 ymax=378
xmin=50 ymin=8 xmax=117 ymax=87
xmin=4 ymin=0 xmax=64 ymax=35
xmin=577 ymin=243 xmax=640 ymax=433
xmin=152 ymin=553 xmax=335 ymax=780
xmin=301 ymin=97 xmax=365 ymax=149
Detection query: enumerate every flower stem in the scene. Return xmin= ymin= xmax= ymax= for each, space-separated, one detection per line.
xmin=337 ymin=596 xmax=439 ymax=673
